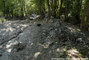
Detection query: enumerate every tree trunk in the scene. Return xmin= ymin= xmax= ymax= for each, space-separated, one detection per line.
xmin=53 ymin=0 xmax=57 ymax=18
xmin=51 ymin=0 xmax=54 ymax=16
xmin=81 ymin=0 xmax=89 ymax=29
xmin=47 ymin=0 xmax=50 ymax=18
xmin=3 ymin=0 xmax=5 ymax=17
xmin=21 ymin=7 xmax=24 ymax=17
xmin=59 ymin=0 xmax=63 ymax=18
xmin=75 ymin=0 xmax=82 ymax=24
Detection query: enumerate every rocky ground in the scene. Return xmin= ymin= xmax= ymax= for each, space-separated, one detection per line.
xmin=0 ymin=19 xmax=89 ymax=60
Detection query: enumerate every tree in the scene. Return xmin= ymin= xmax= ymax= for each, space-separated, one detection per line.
xmin=81 ymin=0 xmax=89 ymax=29
xmin=59 ymin=0 xmax=63 ymax=17
xmin=47 ymin=0 xmax=50 ymax=18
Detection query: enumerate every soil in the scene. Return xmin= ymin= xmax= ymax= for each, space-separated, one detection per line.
xmin=0 ymin=19 xmax=89 ymax=60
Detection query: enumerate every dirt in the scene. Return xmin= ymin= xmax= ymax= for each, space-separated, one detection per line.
xmin=0 ymin=19 xmax=89 ymax=60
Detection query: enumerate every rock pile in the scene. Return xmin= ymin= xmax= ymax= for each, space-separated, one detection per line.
xmin=0 ymin=19 xmax=89 ymax=60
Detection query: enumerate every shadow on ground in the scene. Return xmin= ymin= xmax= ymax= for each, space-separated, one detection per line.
xmin=0 ymin=19 xmax=89 ymax=60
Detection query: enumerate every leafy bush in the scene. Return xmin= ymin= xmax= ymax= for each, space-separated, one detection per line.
xmin=0 ymin=17 xmax=6 ymax=23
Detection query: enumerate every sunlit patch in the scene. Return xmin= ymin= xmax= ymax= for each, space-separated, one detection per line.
xmin=56 ymin=47 xmax=67 ymax=52
xmin=43 ymin=42 xmax=51 ymax=48
xmin=67 ymin=48 xmax=82 ymax=58
xmin=21 ymin=24 xmax=28 ymax=27
xmin=7 ymin=27 xmax=15 ymax=32
xmin=77 ymin=29 xmax=81 ymax=32
xmin=31 ymin=43 xmax=33 ymax=46
xmin=34 ymin=52 xmax=41 ymax=58
xmin=67 ymin=27 xmax=76 ymax=33
xmin=6 ymin=40 xmax=18 ymax=48
xmin=38 ymin=42 xmax=51 ymax=48
xmin=68 ymin=13 xmax=72 ymax=17
xmin=0 ymin=46 xmax=2 ymax=48
xmin=76 ymin=38 xmax=82 ymax=42
xmin=6 ymin=44 xmax=12 ymax=48
xmin=6 ymin=49 xmax=12 ymax=53
xmin=56 ymin=48 xmax=60 ymax=52
xmin=71 ymin=57 xmax=81 ymax=60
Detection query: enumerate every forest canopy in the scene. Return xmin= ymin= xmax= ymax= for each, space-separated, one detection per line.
xmin=0 ymin=0 xmax=89 ymax=30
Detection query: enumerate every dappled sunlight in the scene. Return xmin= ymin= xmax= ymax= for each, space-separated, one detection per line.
xmin=56 ymin=47 xmax=67 ymax=53
xmin=0 ymin=0 xmax=89 ymax=59
xmin=67 ymin=48 xmax=82 ymax=58
xmin=33 ymin=52 xmax=41 ymax=58
xmin=76 ymin=28 xmax=81 ymax=32
xmin=6 ymin=49 xmax=12 ymax=53
xmin=20 ymin=24 xmax=28 ymax=27
xmin=6 ymin=27 xmax=15 ymax=32
xmin=67 ymin=27 xmax=76 ymax=33
xmin=37 ymin=42 xmax=50 ymax=48
xmin=42 ymin=42 xmax=51 ymax=48
xmin=5 ymin=39 xmax=19 ymax=53
xmin=6 ymin=40 xmax=18 ymax=49
xmin=0 ymin=19 xmax=89 ymax=60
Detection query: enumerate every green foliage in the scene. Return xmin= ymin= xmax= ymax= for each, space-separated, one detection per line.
xmin=0 ymin=12 xmax=3 ymax=16
xmin=0 ymin=17 xmax=6 ymax=22
xmin=0 ymin=17 xmax=5 ymax=20
xmin=0 ymin=0 xmax=88 ymax=29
